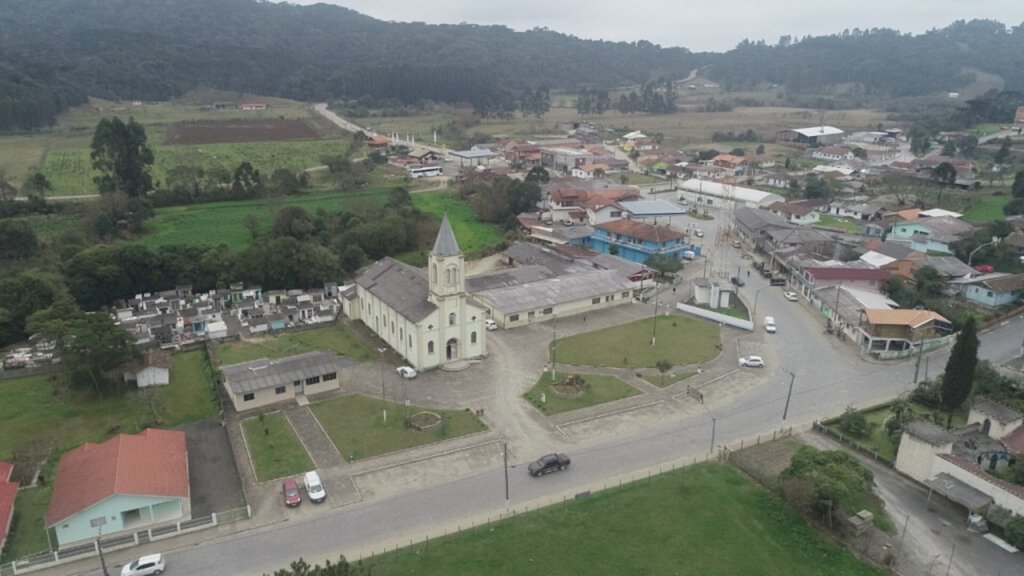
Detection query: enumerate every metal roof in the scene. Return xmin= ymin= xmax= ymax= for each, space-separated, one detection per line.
xmin=220 ymin=351 xmax=356 ymax=394
xmin=924 ymin=473 xmax=993 ymax=510
xmin=474 ymin=270 xmax=636 ymax=315
xmin=973 ymin=397 xmax=1022 ymax=425
xmin=432 ymin=214 xmax=462 ymax=256
xmin=789 ymin=126 xmax=845 ymax=137
xmin=679 ymin=179 xmax=784 ymax=205
xmin=355 ymin=257 xmax=436 ymax=322
xmin=619 ymin=199 xmax=687 ymax=217
xmin=451 ymin=149 xmax=495 ymax=159
xmin=905 ymin=420 xmax=955 ymax=446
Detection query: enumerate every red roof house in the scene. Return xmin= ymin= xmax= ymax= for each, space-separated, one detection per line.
xmin=47 ymin=429 xmax=190 ymax=546
xmin=0 ymin=461 xmax=17 ymax=555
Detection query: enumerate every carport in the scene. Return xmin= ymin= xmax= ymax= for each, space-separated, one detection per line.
xmin=925 ymin=473 xmax=993 ymax=512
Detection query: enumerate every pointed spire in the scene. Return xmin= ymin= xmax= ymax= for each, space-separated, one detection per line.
xmin=432 ymin=213 xmax=461 ymax=256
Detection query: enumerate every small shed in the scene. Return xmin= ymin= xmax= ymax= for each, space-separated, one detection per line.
xmin=124 ymin=349 xmax=172 ymax=388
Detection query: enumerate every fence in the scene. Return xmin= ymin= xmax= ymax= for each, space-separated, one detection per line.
xmin=1 ymin=506 xmax=250 ymax=575
xmin=813 ymin=421 xmax=896 ymax=466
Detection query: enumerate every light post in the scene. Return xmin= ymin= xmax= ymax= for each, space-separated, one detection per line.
xmin=92 ymin=518 xmax=110 ymax=576
xmin=550 ymin=313 xmax=557 ymax=379
xmin=782 ymin=370 xmax=796 ymax=424
xmin=377 ymin=347 xmax=387 ymax=424
xmin=709 ymin=415 xmax=717 ymax=453
xmin=503 ymin=442 xmax=510 ymax=505
xmin=752 ymin=286 xmax=768 ymax=318
xmin=651 ymin=286 xmax=659 ymax=347
xmin=967 ymin=236 xmax=999 ymax=267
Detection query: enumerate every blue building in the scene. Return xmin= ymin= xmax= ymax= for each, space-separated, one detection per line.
xmin=963 ymin=273 xmax=1024 ymax=308
xmin=591 ymin=219 xmax=697 ymax=264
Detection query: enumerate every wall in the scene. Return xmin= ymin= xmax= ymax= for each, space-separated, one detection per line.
xmin=894 ymin=434 xmax=947 ymax=483
xmin=931 ymin=457 xmax=1024 ymax=516
xmin=676 ymin=303 xmax=753 ymax=331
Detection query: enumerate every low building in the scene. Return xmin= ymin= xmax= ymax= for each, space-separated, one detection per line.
xmin=221 ymin=351 xmax=355 ymax=412
xmin=0 ymin=462 xmax=17 ymax=556
xmin=895 ymin=421 xmax=955 ymax=483
xmin=767 ymin=200 xmax=823 ymax=226
xmin=677 ymin=179 xmax=784 ymax=209
xmin=856 ymin=309 xmax=952 ymax=355
xmin=124 ymin=349 xmax=172 ymax=388
xmin=591 ymin=219 xmax=691 ymax=264
xmin=47 ymin=429 xmax=190 ymax=547
xmin=963 ymin=273 xmax=1024 ymax=308
xmin=776 ymin=125 xmax=845 ymax=146
xmin=969 ymin=398 xmax=1023 ymax=439
xmin=889 ymin=216 xmax=975 ymax=254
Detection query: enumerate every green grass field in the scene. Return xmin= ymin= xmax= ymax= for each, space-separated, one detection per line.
xmin=311 ymin=394 xmax=486 ymax=461
xmin=139 ymin=188 xmax=389 ymax=249
xmin=214 ymin=324 xmax=373 ymax=366
xmin=2 ymin=485 xmax=52 ymax=560
xmin=962 ymin=195 xmax=1011 ymax=223
xmin=41 ymin=139 xmax=351 ymax=196
xmin=241 ymin=412 xmax=314 ymax=482
xmin=410 ymin=191 xmax=505 ymax=255
xmin=816 ymin=214 xmax=865 ymax=234
xmin=554 ymin=316 xmax=721 ymax=369
xmin=352 ymin=463 xmax=883 ymax=576
xmin=523 ymin=371 xmax=639 ymax=415
xmin=644 ymin=370 xmax=697 ymax=388
xmin=163 ymin=350 xmax=220 ymax=425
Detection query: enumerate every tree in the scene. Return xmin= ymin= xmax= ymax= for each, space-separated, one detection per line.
xmin=912 ymin=266 xmax=945 ymax=300
xmin=22 ymin=172 xmax=52 ymax=196
xmin=1013 ymin=170 xmax=1024 ymax=199
xmin=264 ymin=555 xmax=358 ymax=576
xmin=0 ymin=220 xmax=40 ymax=260
xmin=273 ymin=206 xmax=316 ymax=241
xmin=232 ymin=161 xmax=263 ymax=198
xmin=940 ymin=317 xmax=979 ymax=428
xmin=955 ymin=134 xmax=978 ymax=159
xmin=60 ymin=312 xmax=139 ymax=397
xmin=780 ymin=447 xmax=875 ymax=528
xmin=90 ymin=117 xmax=154 ymax=196
xmin=994 ymin=137 xmax=1012 ymax=165
xmin=932 ymin=161 xmax=957 ymax=185
xmin=0 ymin=166 xmax=17 ymax=201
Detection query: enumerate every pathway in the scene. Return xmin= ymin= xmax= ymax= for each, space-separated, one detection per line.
xmin=281 ymin=403 xmax=344 ymax=469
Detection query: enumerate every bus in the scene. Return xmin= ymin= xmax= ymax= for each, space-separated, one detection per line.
xmin=409 ymin=166 xmax=442 ymax=179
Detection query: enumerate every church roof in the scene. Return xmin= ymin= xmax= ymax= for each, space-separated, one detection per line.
xmin=356 ymin=257 xmax=437 ymax=322
xmin=432 ymin=214 xmax=461 ymax=256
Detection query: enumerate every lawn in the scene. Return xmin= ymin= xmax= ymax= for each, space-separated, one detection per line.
xmin=139 ymin=188 xmax=389 ymax=249
xmin=2 ymin=486 xmax=53 ymax=560
xmin=643 ymin=370 xmax=697 ymax=388
xmin=163 ymin=350 xmax=220 ymax=425
xmin=311 ymin=394 xmax=486 ymax=461
xmin=825 ymin=401 xmax=967 ymax=462
xmin=816 ymin=214 xmax=865 ymax=234
xmin=523 ymin=371 xmax=640 ymax=415
xmin=410 ymin=191 xmax=505 ymax=255
xmin=352 ymin=463 xmax=883 ymax=576
xmin=962 ymin=195 xmax=1012 ymax=224
xmin=241 ymin=412 xmax=313 ymax=482
xmin=214 ymin=324 xmax=372 ymax=366
xmin=553 ymin=316 xmax=721 ymax=369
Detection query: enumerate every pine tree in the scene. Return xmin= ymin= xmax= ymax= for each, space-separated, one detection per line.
xmin=939 ymin=317 xmax=979 ymax=428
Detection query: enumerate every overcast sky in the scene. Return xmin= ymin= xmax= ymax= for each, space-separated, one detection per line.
xmin=286 ymin=1 xmax=1023 ymax=52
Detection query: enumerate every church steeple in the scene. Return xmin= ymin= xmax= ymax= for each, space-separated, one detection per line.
xmin=428 ymin=214 xmax=465 ymax=299
xmin=432 ymin=214 xmax=461 ymax=256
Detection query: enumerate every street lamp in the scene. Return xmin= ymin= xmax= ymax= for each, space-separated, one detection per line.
xmin=782 ymin=370 xmax=796 ymax=424
xmin=967 ymin=236 xmax=999 ymax=267
xmin=550 ymin=313 xmax=557 ymax=379
xmin=651 ymin=286 xmax=659 ymax=347
xmin=377 ymin=347 xmax=387 ymax=424
xmin=752 ymin=286 xmax=769 ymax=318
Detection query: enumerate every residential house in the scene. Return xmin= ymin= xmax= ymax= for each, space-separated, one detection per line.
xmin=541 ymin=147 xmax=594 ymax=174
xmin=515 ymin=214 xmax=594 ymax=246
xmin=799 ymin=266 xmax=891 ymax=297
xmin=366 ymin=134 xmax=391 ymax=149
xmin=47 ymin=429 xmax=190 ymax=547
xmin=811 ymin=146 xmax=854 ymax=162
xmin=963 ymin=273 xmax=1024 ymax=308
xmin=856 ymin=309 xmax=952 ymax=355
xmin=759 ymin=172 xmax=793 ymax=189
xmin=766 ymin=199 xmax=824 ymax=226
xmin=591 ymin=219 xmax=691 ymax=264
xmin=124 ymin=349 xmax=172 ymax=388
xmin=889 ymin=216 xmax=974 ymax=253
xmin=0 ymin=462 xmax=16 ymax=556
xmin=350 ymin=216 xmax=488 ymax=370
xmin=829 ymin=202 xmax=881 ymax=221
xmin=811 ymin=284 xmax=898 ymax=338
xmin=711 ymin=154 xmax=747 ymax=176
xmin=571 ymin=163 xmax=611 ymax=179
xmin=220 ymin=351 xmax=355 ymax=412
xmin=618 ymin=199 xmax=688 ymax=226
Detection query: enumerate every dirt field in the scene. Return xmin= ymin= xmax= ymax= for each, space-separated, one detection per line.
xmin=165 ymin=118 xmax=320 ymax=145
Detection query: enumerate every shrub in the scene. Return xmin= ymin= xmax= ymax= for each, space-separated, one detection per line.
xmin=838 ymin=408 xmax=871 ymax=437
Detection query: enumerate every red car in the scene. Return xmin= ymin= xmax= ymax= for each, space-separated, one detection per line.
xmin=975 ymin=265 xmax=995 ymax=274
xmin=283 ymin=478 xmax=302 ymax=507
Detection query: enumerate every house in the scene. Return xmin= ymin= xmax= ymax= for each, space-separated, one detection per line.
xmin=47 ymin=429 xmax=190 ymax=547
xmin=591 ymin=219 xmax=691 ymax=264
xmin=856 ymin=309 xmax=952 ymax=355
xmin=618 ymin=199 xmax=689 ymax=225
xmin=775 ymin=126 xmax=845 ymax=146
xmin=571 ymin=163 xmax=611 ymax=179
xmin=677 ymin=179 xmax=784 ymax=209
xmin=963 ymin=273 xmax=1024 ymax=308
xmin=239 ymin=102 xmax=267 ymax=111
xmin=766 ymin=199 xmax=823 ymax=226
xmin=811 ymin=146 xmax=854 ymax=162
xmin=969 ymin=398 xmax=1023 ymax=440
xmin=894 ymin=421 xmax=955 ymax=483
xmin=541 ymin=147 xmax=593 ymax=173
xmin=711 ymin=154 xmax=747 ymax=175
xmin=220 ymin=351 xmax=355 ymax=412
xmin=350 ymin=216 xmax=488 ymax=370
xmin=829 ymin=202 xmax=881 ymax=221
xmin=124 ymin=349 xmax=172 ymax=388
xmin=0 ymin=461 xmax=17 ymax=556
xmin=810 ymin=284 xmax=898 ymax=337
xmin=366 ymin=135 xmax=391 ymax=149
xmin=801 ymin=266 xmax=891 ymax=294
xmin=888 ymin=216 xmax=974 ymax=253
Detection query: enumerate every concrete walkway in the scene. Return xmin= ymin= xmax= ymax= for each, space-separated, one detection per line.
xmin=281 ymin=403 xmax=344 ymax=469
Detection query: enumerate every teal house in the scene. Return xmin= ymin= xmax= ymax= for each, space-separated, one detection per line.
xmin=47 ymin=429 xmax=190 ymax=547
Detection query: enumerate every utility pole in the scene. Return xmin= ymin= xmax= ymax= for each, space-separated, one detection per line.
xmin=377 ymin=347 xmax=388 ymax=424
xmin=503 ymin=442 xmax=510 ymax=505
xmin=550 ymin=314 xmax=557 ymax=379
xmin=651 ymin=287 xmax=659 ymax=347
xmin=782 ymin=370 xmax=795 ymax=423
xmin=709 ymin=416 xmax=717 ymax=453
xmin=913 ymin=330 xmax=925 ymax=383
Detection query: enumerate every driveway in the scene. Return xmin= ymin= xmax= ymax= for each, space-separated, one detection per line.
xmin=178 ymin=420 xmax=246 ymax=517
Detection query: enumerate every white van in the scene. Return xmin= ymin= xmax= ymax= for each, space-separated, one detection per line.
xmin=304 ymin=470 xmax=327 ymax=503
xmin=764 ymin=316 xmax=776 ymax=334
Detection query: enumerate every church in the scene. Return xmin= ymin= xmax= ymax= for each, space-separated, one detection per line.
xmin=346 ymin=215 xmax=487 ymax=370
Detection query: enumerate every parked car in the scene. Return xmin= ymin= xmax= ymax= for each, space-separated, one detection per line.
xmin=738 ymin=356 xmax=765 ymax=368
xmin=731 ymin=240 xmax=742 ymax=248
xmin=694 ymin=229 xmax=704 ymax=238
xmin=681 ymin=250 xmax=696 ymax=261
xmin=769 ymin=277 xmax=786 ymax=286
xmin=304 ymin=470 xmax=327 ymax=503
xmin=283 ymin=478 xmax=302 ymax=507
xmin=528 ymin=453 xmax=571 ymax=477
xmin=783 ymin=291 xmax=799 ymax=302
xmin=764 ymin=316 xmax=776 ymax=334
xmin=730 ymin=276 xmax=745 ymax=287
xmin=484 ymin=318 xmax=498 ymax=331
xmin=396 ymin=366 xmax=417 ymax=379
xmin=121 ymin=553 xmax=165 ymax=576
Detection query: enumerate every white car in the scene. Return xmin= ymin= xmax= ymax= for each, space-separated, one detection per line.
xmin=738 ymin=355 xmax=765 ymax=368
xmin=121 ymin=553 xmax=165 ymax=576
xmin=304 ymin=470 xmax=327 ymax=503
xmin=396 ymin=366 xmax=417 ymax=379
xmin=484 ymin=319 xmax=498 ymax=331
xmin=784 ymin=291 xmax=799 ymax=301
xmin=764 ymin=316 xmax=776 ymax=334
xmin=694 ymin=229 xmax=704 ymax=238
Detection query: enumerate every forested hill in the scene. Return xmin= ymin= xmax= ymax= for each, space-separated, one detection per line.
xmin=0 ymin=0 xmax=1022 ymax=133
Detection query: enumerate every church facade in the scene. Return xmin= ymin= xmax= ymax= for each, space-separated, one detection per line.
xmin=349 ymin=215 xmax=487 ymax=370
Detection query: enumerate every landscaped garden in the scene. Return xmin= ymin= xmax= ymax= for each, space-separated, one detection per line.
xmin=214 ymin=323 xmax=372 ymax=366
xmin=241 ymin=412 xmax=314 ymax=482
xmin=348 ymin=462 xmax=883 ymax=576
xmin=552 ymin=315 xmax=720 ymax=369
xmin=311 ymin=394 xmax=487 ymax=461
xmin=822 ymin=400 xmax=966 ymax=462
xmin=523 ymin=372 xmax=639 ymax=415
